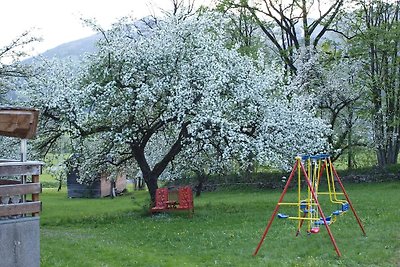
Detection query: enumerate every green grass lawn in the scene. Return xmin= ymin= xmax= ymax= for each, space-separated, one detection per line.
xmin=40 ymin=181 xmax=400 ymax=267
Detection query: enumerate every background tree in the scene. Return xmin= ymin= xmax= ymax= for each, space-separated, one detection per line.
xmin=0 ymin=30 xmax=40 ymax=102
xmin=346 ymin=0 xmax=400 ymax=166
xmin=219 ymin=0 xmax=344 ymax=73
xmin=288 ymin=48 xmax=367 ymax=162
xmin=0 ymin=31 xmax=40 ymax=160
xmin=219 ymin=5 xmax=266 ymax=58
xmin=217 ymin=0 xmax=372 ymax=165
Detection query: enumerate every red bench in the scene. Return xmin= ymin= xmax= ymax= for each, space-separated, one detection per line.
xmin=151 ymin=186 xmax=194 ymax=216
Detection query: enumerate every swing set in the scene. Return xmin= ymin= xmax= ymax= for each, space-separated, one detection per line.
xmin=253 ymin=154 xmax=366 ymax=257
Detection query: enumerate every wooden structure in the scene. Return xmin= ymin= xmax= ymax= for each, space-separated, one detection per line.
xmin=0 ymin=161 xmax=43 ymax=218
xmin=67 ymin=170 xmax=127 ymax=198
xmin=0 ymin=107 xmax=39 ymax=139
xmin=0 ymin=107 xmax=42 ymax=267
xmin=0 ymin=107 xmax=42 ymax=218
xmin=151 ymin=186 xmax=194 ymax=216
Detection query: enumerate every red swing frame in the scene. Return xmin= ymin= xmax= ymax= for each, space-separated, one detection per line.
xmin=253 ymin=156 xmax=366 ymax=257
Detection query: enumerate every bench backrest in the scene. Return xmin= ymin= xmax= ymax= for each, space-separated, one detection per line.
xmin=154 ymin=187 xmax=168 ymax=208
xmin=178 ymin=186 xmax=193 ymax=209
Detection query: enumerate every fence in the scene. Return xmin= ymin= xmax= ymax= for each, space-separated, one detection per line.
xmin=0 ymin=160 xmax=42 ymax=218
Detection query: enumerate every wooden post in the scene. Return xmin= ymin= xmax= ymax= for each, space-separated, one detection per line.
xmin=32 ymin=175 xmax=40 ymax=217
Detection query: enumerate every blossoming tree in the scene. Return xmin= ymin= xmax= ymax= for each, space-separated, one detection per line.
xmin=23 ymin=13 xmax=329 ymax=203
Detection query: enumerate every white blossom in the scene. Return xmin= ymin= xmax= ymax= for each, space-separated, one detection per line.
xmin=20 ymin=12 xmax=330 ymax=185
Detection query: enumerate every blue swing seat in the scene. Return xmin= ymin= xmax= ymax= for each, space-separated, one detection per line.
xmin=300 ymin=201 xmax=316 ymax=214
xmin=332 ymin=202 xmax=349 ymax=216
xmin=342 ymin=202 xmax=349 ymax=211
xmin=303 ymin=208 xmax=316 ymax=214
xmin=332 ymin=210 xmax=343 ymax=216
xmin=314 ymin=216 xmax=332 ymax=225
xmin=277 ymin=213 xmax=289 ymax=219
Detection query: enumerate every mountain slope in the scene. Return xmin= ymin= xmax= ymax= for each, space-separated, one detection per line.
xmin=39 ymin=34 xmax=102 ymax=59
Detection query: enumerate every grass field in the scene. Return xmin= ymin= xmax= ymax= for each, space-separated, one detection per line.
xmin=40 ymin=181 xmax=400 ymax=267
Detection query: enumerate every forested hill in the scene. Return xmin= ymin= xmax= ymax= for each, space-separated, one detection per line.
xmin=39 ymin=34 xmax=101 ymax=59
xmin=23 ymin=33 xmax=101 ymax=63
xmin=26 ymin=17 xmax=156 ymax=62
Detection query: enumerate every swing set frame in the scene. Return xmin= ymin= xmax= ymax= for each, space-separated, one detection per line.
xmin=253 ymin=154 xmax=366 ymax=257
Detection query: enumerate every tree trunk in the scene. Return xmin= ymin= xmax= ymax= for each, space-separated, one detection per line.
xmin=138 ymin=176 xmax=145 ymax=190
xmin=131 ymin=122 xmax=188 ymax=207
xmin=194 ymin=170 xmax=208 ymax=197
xmin=195 ymin=181 xmax=203 ymax=197
xmin=347 ymin=105 xmax=354 ymax=170
xmin=143 ymin=172 xmax=158 ymax=206
xmin=347 ymin=126 xmax=353 ymax=170
xmin=57 ymin=180 xmax=62 ymax=192
xmin=363 ymin=1 xmax=400 ymax=167
xmin=110 ymin=179 xmax=116 ymax=199
xmin=376 ymin=145 xmax=399 ymax=166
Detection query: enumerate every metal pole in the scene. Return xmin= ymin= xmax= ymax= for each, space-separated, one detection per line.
xmin=21 ymin=139 xmax=27 ymax=205
xmin=253 ymin=159 xmax=298 ymax=256
xmin=300 ymin=162 xmax=342 ymax=257
xmin=20 ymin=139 xmax=27 ymax=162
xmin=331 ymin=161 xmax=367 ymax=236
